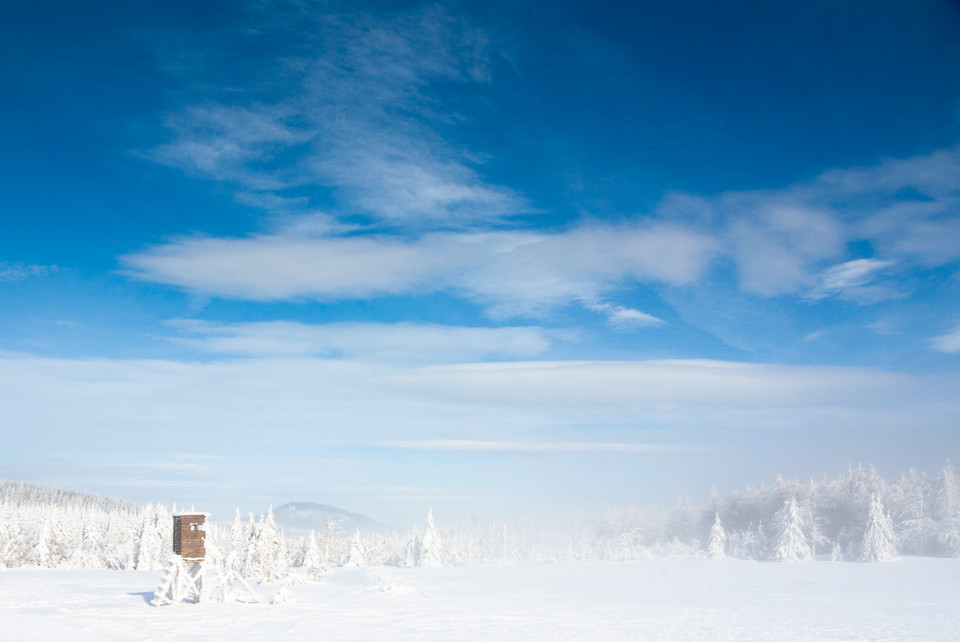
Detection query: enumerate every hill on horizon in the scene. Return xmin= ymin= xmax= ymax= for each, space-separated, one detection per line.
xmin=272 ymin=501 xmax=396 ymax=536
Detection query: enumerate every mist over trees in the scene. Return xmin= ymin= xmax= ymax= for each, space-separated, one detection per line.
xmin=3 ymin=462 xmax=960 ymax=574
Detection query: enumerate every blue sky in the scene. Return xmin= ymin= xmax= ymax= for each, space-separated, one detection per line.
xmin=2 ymin=0 xmax=960 ymax=525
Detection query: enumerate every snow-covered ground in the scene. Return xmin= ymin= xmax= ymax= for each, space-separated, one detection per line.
xmin=3 ymin=558 xmax=959 ymax=641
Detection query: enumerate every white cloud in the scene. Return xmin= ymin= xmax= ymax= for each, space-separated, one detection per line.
xmin=166 ymin=320 xmax=556 ymax=362
xmin=583 ymin=301 xmax=664 ymax=329
xmin=148 ymin=4 xmax=525 ymax=227
xmin=661 ymin=147 xmax=960 ymax=297
xmin=125 ymin=144 xmax=960 ymax=328
xmin=149 ymin=104 xmax=313 ymax=190
xmin=4 ymin=353 xmax=959 ymax=519
xmin=143 ymin=0 xmax=960 ymax=310
xmin=606 ymin=307 xmax=664 ymax=329
xmin=374 ymin=359 xmax=960 ymax=432
xmin=121 ymin=223 xmax=719 ymax=317
xmin=806 ymin=258 xmax=898 ymax=302
xmin=0 ymin=262 xmax=58 ymax=282
xmin=931 ymin=324 xmax=960 ymax=354
xmin=866 ymin=319 xmax=899 ymax=336
xmin=122 ymin=234 xmax=448 ymax=300
xmin=315 ymin=139 xmax=529 ymax=225
xmin=789 ymin=149 xmax=960 ymax=267
xmin=815 ymin=146 xmax=960 ymax=201
xmin=0 ymin=355 xmax=451 ymax=450
xmin=144 ymin=0 xmax=960 ymax=303
xmin=2 ymin=355 xmax=957 ymax=453
xmin=123 ymin=139 xmax=960 ymax=330
xmin=727 ymin=203 xmax=846 ymax=296
xmin=864 ymin=201 xmax=960 ymax=267
xmin=827 ymin=149 xmax=960 ymax=267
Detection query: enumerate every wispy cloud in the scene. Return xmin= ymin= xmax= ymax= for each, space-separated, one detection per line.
xmin=140 ymin=0 xmax=960 ymax=309
xmin=799 ymin=148 xmax=960 ymax=269
xmin=121 ymin=223 xmax=719 ymax=317
xmin=931 ymin=324 xmax=960 ymax=354
xmin=3 ymin=354 xmax=958 ymax=453
xmin=166 ymin=319 xmax=557 ymax=362
xmin=132 ymin=134 xmax=960 ymax=314
xmin=866 ymin=319 xmax=900 ymax=336
xmin=728 ymin=203 xmax=845 ymax=296
xmin=806 ymin=258 xmax=898 ymax=302
xmin=149 ymin=104 xmax=313 ymax=190
xmin=661 ymin=147 xmax=960 ymax=297
xmin=583 ymin=301 xmax=664 ymax=329
xmin=0 ymin=262 xmax=58 ymax=282
xmin=4 ymin=352 xmax=959 ymax=518
xmin=374 ymin=359 xmax=960 ymax=431
xmin=147 ymin=4 xmax=526 ymax=227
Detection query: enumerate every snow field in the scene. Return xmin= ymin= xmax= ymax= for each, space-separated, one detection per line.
xmin=2 ymin=558 xmax=959 ymax=641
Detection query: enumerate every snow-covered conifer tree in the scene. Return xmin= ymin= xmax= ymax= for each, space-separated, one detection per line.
xmin=934 ymin=462 xmax=960 ymax=556
xmin=728 ymin=527 xmax=758 ymax=560
xmin=754 ymin=521 xmax=768 ymax=559
xmin=262 ymin=507 xmax=281 ymax=566
xmin=133 ymin=504 xmax=167 ymax=571
xmin=227 ymin=508 xmax=244 ymax=573
xmin=892 ymin=470 xmax=934 ymax=556
xmin=242 ymin=512 xmax=258 ymax=575
xmin=938 ymin=514 xmax=960 ymax=557
xmin=322 ymin=521 xmax=346 ymax=567
xmin=53 ymin=505 xmax=83 ymax=566
xmin=243 ymin=513 xmax=266 ymax=577
xmin=618 ymin=528 xmax=641 ymax=562
xmin=262 ymin=508 xmax=287 ymax=580
xmin=808 ymin=521 xmax=828 ymax=558
xmin=243 ymin=508 xmax=286 ymax=580
xmin=195 ymin=533 xmax=231 ymax=603
xmin=29 ymin=516 xmax=53 ymax=567
xmin=104 ymin=511 xmax=135 ymax=569
xmin=772 ymin=497 xmax=811 ymax=561
xmin=830 ymin=542 xmax=843 ymax=561
xmin=860 ymin=494 xmax=898 ymax=562
xmin=346 ymin=530 xmax=366 ymax=567
xmin=76 ymin=515 xmax=104 ymax=567
xmin=707 ymin=512 xmax=726 ymax=559
xmin=934 ymin=462 xmax=959 ymax=521
xmin=277 ymin=528 xmax=290 ymax=571
xmin=418 ymin=509 xmax=443 ymax=567
xmin=303 ymin=531 xmax=323 ymax=569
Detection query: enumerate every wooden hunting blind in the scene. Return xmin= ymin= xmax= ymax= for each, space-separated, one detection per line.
xmin=172 ymin=514 xmax=206 ymax=561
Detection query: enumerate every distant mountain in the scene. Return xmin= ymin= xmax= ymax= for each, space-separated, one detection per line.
xmin=272 ymin=502 xmax=395 ymax=536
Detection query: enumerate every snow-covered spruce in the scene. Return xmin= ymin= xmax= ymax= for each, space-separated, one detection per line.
xmin=860 ymin=494 xmax=898 ymax=562
xmin=346 ymin=530 xmax=366 ymax=567
xmin=707 ymin=513 xmax=726 ymax=559
xmin=417 ymin=509 xmax=443 ymax=567
xmin=772 ymin=497 xmax=811 ymax=562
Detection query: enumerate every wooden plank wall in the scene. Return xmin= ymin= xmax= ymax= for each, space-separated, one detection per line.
xmin=173 ymin=514 xmax=206 ymax=560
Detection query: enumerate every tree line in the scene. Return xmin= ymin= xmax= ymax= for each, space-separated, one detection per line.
xmin=2 ymin=462 xmax=959 ymax=574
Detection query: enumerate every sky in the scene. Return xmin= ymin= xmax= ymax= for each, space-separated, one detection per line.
xmin=2 ymin=0 xmax=960 ymax=526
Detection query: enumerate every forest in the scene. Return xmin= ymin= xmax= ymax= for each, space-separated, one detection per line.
xmin=2 ymin=462 xmax=959 ymax=576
